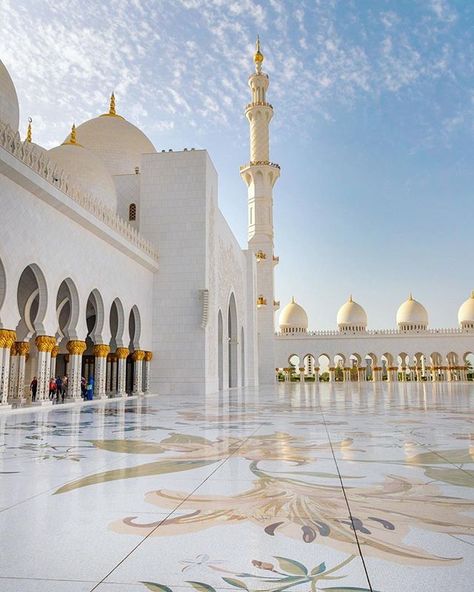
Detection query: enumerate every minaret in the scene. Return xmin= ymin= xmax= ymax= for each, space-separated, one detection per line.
xmin=240 ymin=37 xmax=280 ymax=384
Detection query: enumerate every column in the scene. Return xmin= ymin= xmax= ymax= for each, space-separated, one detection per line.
xmin=35 ymin=335 xmax=55 ymax=404
xmin=93 ymin=344 xmax=110 ymax=399
xmin=329 ymin=367 xmax=335 ymax=382
xmin=132 ymin=350 xmax=145 ymax=395
xmin=299 ymin=367 xmax=305 ymax=383
xmin=8 ymin=343 xmax=19 ymax=403
xmin=431 ymin=367 xmax=438 ymax=382
xmin=116 ymin=347 xmax=129 ymax=398
xmin=0 ymin=330 xmax=16 ymax=408
xmin=344 ymin=367 xmax=351 ymax=382
xmin=66 ymin=341 xmax=87 ymax=401
xmin=143 ymin=351 xmax=153 ymax=393
xmin=50 ymin=346 xmax=59 ymax=379
xmin=357 ymin=367 xmax=366 ymax=382
xmin=314 ymin=367 xmax=320 ymax=383
xmin=16 ymin=342 xmax=29 ymax=404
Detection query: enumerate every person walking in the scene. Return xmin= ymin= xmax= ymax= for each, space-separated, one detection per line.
xmin=49 ymin=377 xmax=57 ymax=401
xmin=55 ymin=376 xmax=63 ymax=403
xmin=86 ymin=376 xmax=94 ymax=400
xmin=30 ymin=376 xmax=37 ymax=402
xmin=62 ymin=375 xmax=68 ymax=402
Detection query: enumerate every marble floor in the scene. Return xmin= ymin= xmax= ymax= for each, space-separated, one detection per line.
xmin=0 ymin=382 xmax=473 ymax=592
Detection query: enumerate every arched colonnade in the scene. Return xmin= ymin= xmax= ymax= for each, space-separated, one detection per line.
xmin=279 ymin=350 xmax=473 ymax=383
xmin=0 ymin=259 xmax=153 ymax=408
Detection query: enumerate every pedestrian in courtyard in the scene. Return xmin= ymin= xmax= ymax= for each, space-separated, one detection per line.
xmin=56 ymin=375 xmax=63 ymax=403
xmin=86 ymin=376 xmax=94 ymax=400
xmin=30 ymin=376 xmax=37 ymax=402
xmin=49 ymin=377 xmax=57 ymax=401
xmin=81 ymin=376 xmax=86 ymax=399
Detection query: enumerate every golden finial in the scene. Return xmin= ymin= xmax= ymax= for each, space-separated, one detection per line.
xmin=254 ymin=35 xmax=264 ymax=72
xmin=291 ymin=296 xmax=295 ymax=304
xmin=70 ymin=123 xmax=77 ymax=144
xmin=26 ymin=117 xmax=32 ymax=143
xmin=349 ymin=294 xmax=353 ymax=302
xmin=409 ymin=292 xmax=413 ymax=300
xmin=471 ymin=290 xmax=474 ymax=299
xmin=109 ymin=92 xmax=116 ymax=116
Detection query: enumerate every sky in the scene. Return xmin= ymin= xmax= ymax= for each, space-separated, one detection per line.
xmin=1 ymin=0 xmax=473 ymax=330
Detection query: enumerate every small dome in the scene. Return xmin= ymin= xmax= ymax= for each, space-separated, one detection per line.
xmin=458 ymin=291 xmax=474 ymax=328
xmin=48 ymin=132 xmax=117 ymax=211
xmin=337 ymin=295 xmax=367 ymax=331
xmin=279 ymin=297 xmax=308 ymax=334
xmin=396 ymin=294 xmax=428 ymax=330
xmin=0 ymin=60 xmax=19 ymax=131
xmin=65 ymin=94 xmax=156 ymax=176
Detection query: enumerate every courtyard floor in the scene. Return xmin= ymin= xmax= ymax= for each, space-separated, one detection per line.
xmin=0 ymin=382 xmax=473 ymax=591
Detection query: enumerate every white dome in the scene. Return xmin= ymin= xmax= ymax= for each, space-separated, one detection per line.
xmin=396 ymin=294 xmax=428 ymax=329
xmin=279 ymin=297 xmax=308 ymax=334
xmin=458 ymin=292 xmax=474 ymax=327
xmin=66 ymin=95 xmax=156 ymax=176
xmin=48 ymin=136 xmax=117 ymax=211
xmin=337 ymin=296 xmax=367 ymax=331
xmin=0 ymin=60 xmax=19 ymax=131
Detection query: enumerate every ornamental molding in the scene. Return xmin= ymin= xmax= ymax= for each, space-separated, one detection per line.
xmin=0 ymin=121 xmax=159 ymax=263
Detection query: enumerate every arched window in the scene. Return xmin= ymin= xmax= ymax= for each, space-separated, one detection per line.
xmin=129 ymin=203 xmax=137 ymax=221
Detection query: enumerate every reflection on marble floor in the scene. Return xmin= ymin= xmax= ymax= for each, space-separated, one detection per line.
xmin=0 ymin=382 xmax=473 ymax=591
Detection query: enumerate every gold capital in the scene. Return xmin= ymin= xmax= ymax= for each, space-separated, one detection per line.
xmin=131 ymin=349 xmax=145 ymax=362
xmin=67 ymin=340 xmax=87 ymax=356
xmin=17 ymin=342 xmax=30 ymax=356
xmin=51 ymin=345 xmax=59 ymax=358
xmin=144 ymin=351 xmax=153 ymax=362
xmin=35 ymin=335 xmax=56 ymax=353
xmin=115 ymin=347 xmax=129 ymax=359
xmin=93 ymin=344 xmax=110 ymax=358
xmin=0 ymin=329 xmax=17 ymax=349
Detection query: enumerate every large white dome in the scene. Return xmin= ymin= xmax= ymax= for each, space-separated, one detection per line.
xmin=458 ymin=292 xmax=474 ymax=328
xmin=65 ymin=95 xmax=156 ymax=176
xmin=337 ymin=296 xmax=367 ymax=331
xmin=279 ymin=297 xmax=308 ymax=334
xmin=396 ymin=294 xmax=428 ymax=330
xmin=48 ymin=132 xmax=118 ymax=212
xmin=0 ymin=59 xmax=19 ymax=131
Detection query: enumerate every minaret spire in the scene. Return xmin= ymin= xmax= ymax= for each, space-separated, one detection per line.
xmin=240 ymin=39 xmax=280 ymax=385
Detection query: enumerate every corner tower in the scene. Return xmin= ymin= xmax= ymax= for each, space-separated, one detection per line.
xmin=240 ymin=38 xmax=280 ymax=384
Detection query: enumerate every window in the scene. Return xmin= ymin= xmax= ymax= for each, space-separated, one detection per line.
xmin=129 ymin=203 xmax=136 ymax=221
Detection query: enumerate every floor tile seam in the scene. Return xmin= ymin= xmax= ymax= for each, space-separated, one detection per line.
xmin=88 ymin=422 xmax=266 ymax=592
xmin=318 ymin=406 xmax=374 ymax=592
xmin=0 ymin=428 xmax=166 ymax=515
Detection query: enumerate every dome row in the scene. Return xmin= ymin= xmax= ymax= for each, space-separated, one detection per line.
xmin=0 ymin=59 xmax=156 ymax=213
xmin=279 ymin=292 xmax=474 ymax=333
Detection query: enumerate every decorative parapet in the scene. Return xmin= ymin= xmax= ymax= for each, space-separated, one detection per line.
xmin=0 ymin=121 xmax=159 ymax=262
xmin=240 ymin=160 xmax=280 ymax=170
xmin=275 ymin=327 xmax=469 ymax=337
xmin=245 ymin=101 xmax=273 ymax=110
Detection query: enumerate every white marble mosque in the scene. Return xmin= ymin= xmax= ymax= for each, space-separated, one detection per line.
xmin=0 ymin=40 xmax=474 ymax=592
xmin=1 ymin=40 xmax=473 ymax=412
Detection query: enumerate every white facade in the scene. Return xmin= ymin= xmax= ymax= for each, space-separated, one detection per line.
xmin=0 ymin=40 xmax=473 ymax=410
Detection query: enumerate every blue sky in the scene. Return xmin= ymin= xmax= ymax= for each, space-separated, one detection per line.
xmin=1 ymin=0 xmax=473 ymax=329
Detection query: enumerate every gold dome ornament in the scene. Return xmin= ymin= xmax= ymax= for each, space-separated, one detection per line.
xmin=101 ymin=92 xmax=124 ymax=119
xmin=254 ymin=36 xmax=264 ymax=73
xmin=26 ymin=117 xmax=32 ymax=142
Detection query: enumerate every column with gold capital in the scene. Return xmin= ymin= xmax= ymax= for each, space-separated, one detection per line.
xmin=50 ymin=345 xmax=59 ymax=380
xmin=116 ymin=347 xmax=129 ymax=398
xmin=67 ymin=341 xmax=87 ymax=400
xmin=132 ymin=350 xmax=145 ymax=395
xmin=93 ymin=344 xmax=110 ymax=399
xmin=108 ymin=353 xmax=117 ymax=396
xmin=16 ymin=342 xmax=30 ymax=403
xmin=35 ymin=335 xmax=56 ymax=404
xmin=0 ymin=330 xmax=16 ymax=407
xmin=8 ymin=342 xmax=19 ymax=403
xmin=143 ymin=351 xmax=153 ymax=393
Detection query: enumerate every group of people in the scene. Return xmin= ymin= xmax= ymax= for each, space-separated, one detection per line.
xmin=29 ymin=375 xmax=95 ymax=403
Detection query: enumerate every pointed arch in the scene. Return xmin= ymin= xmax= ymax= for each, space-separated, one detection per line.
xmin=228 ymin=293 xmax=238 ymax=388
xmin=86 ymin=289 xmax=105 ymax=344
xmin=110 ymin=298 xmax=125 ymax=349
xmin=129 ymin=305 xmax=141 ymax=350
